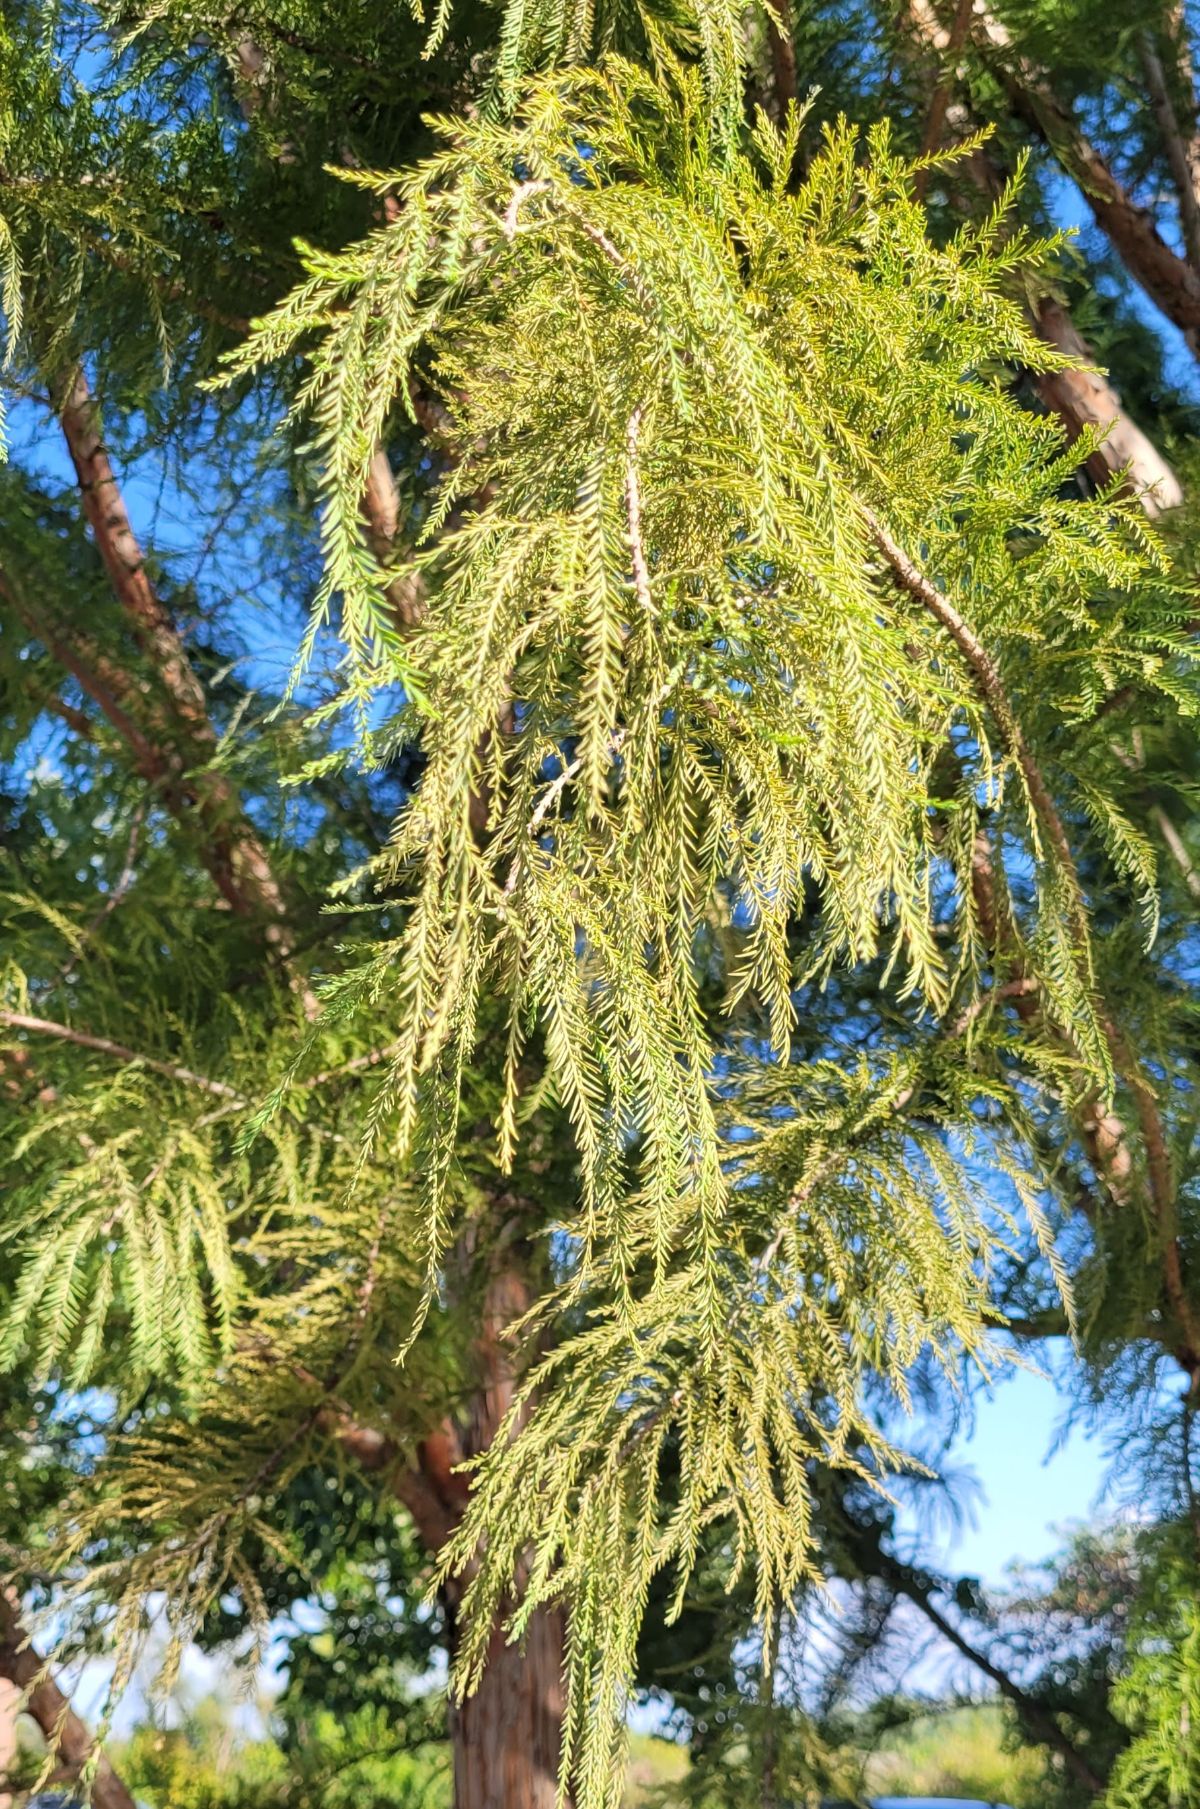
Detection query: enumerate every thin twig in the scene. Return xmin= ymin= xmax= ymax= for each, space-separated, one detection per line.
xmin=624 ymin=404 xmax=656 ymax=618
xmin=57 ymin=804 xmax=146 ymax=985
xmin=867 ymin=509 xmax=1087 ymax=940
xmin=0 ymin=1010 xmax=243 ymax=1101
xmin=502 ymin=730 xmax=628 ymax=896
xmin=304 ymin=1040 xmax=404 ymax=1089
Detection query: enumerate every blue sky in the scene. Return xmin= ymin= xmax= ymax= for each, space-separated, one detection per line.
xmin=908 ymin=1354 xmax=1106 ymax=1587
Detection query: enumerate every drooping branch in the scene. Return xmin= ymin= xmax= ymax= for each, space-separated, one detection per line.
xmin=868 ymin=511 xmax=1088 ymax=935
xmin=874 ymin=520 xmax=1200 ymax=1378
xmin=623 ymin=405 xmax=655 ymax=619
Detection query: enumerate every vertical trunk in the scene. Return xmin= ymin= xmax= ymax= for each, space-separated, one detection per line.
xmin=444 ymin=1252 xmax=571 ymax=1809
xmin=448 ymin=1597 xmax=567 ymax=1809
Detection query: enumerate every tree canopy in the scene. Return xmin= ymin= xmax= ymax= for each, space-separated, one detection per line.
xmin=2 ymin=2 xmax=1200 ymax=1806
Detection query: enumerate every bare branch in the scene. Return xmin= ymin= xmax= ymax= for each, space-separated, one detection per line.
xmin=0 ymin=1009 xmax=243 ymax=1101
xmin=872 ymin=1554 xmax=1106 ymax=1794
xmin=1140 ymin=25 xmax=1200 ymax=270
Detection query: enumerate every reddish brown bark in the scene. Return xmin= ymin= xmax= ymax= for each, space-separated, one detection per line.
xmin=969 ymin=7 xmax=1200 ymax=348
xmin=354 ymin=378 xmax=564 ymax=1800
xmin=444 ymin=1262 xmax=568 ymax=1809
xmin=53 ymin=370 xmax=310 ymax=973
xmin=317 ymin=1245 xmax=569 ymax=1807
xmin=901 ymin=2 xmax=1183 ymax=514
xmin=446 ymin=1589 xmax=566 ymax=1809
xmin=0 ymin=1592 xmax=136 ymax=1809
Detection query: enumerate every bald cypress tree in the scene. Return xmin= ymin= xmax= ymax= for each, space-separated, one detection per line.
xmin=2 ymin=4 xmax=1200 ymax=1806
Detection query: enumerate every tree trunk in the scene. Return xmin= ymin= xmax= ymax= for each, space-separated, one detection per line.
xmin=447 ymin=1597 xmax=567 ymax=1809
xmin=444 ymin=1248 xmax=571 ymax=1809
xmin=1032 ymin=299 xmax=1183 ymax=515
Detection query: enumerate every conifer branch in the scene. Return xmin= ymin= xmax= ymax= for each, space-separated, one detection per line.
xmin=875 ymin=523 xmax=1200 ymax=1374
xmin=868 ymin=1552 xmax=1105 ymax=1792
xmin=0 ymin=1010 xmax=244 ymax=1100
xmin=1030 ymin=302 xmax=1183 ymax=517
xmin=1148 ymin=802 xmax=1200 ymax=901
xmin=900 ymin=0 xmax=1183 ymax=514
xmin=303 ymin=1041 xmax=406 ymax=1089
xmin=867 ymin=511 xmax=1087 ymax=936
xmin=1 ymin=570 xmax=178 ymax=786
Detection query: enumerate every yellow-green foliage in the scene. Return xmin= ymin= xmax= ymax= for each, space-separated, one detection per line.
xmin=2 ymin=31 xmax=1197 ymax=1809
xmin=1108 ymin=1593 xmax=1200 ymax=1808
xmin=211 ymin=60 xmax=1194 ymax=1806
xmin=115 ymin=1709 xmax=450 ymax=1809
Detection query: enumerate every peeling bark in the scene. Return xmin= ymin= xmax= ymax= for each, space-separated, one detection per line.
xmin=1032 ymin=301 xmax=1183 ymax=515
